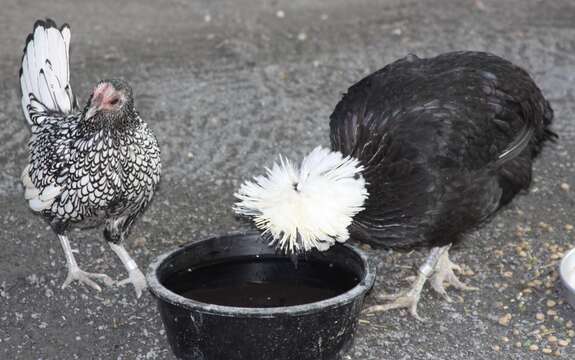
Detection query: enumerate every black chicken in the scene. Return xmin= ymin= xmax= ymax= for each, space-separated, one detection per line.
xmin=235 ymin=51 xmax=555 ymax=318
xmin=20 ymin=20 xmax=161 ymax=297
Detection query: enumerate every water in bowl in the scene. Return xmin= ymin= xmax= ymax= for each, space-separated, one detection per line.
xmin=162 ymin=255 xmax=360 ymax=308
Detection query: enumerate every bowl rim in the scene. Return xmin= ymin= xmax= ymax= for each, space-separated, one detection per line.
xmin=146 ymin=230 xmax=377 ymax=317
xmin=559 ymin=247 xmax=575 ymax=292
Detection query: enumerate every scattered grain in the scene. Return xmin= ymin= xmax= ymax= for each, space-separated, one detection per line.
xmin=548 ymin=335 xmax=558 ymax=343
xmin=539 ymin=222 xmax=553 ymax=232
xmin=498 ymin=313 xmax=512 ymax=326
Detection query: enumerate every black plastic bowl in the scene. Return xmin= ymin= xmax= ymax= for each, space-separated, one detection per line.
xmin=147 ymin=232 xmax=376 ymax=360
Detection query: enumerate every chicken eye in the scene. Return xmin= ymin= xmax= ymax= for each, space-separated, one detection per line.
xmin=110 ymin=98 xmax=120 ymax=106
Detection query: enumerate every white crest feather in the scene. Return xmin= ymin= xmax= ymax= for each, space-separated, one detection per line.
xmin=234 ymin=147 xmax=369 ymax=253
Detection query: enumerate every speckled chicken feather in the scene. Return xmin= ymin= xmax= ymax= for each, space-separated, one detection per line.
xmin=20 ymin=19 xmax=161 ymax=242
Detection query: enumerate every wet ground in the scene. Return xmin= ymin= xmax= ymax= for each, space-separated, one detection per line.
xmin=0 ymin=0 xmax=574 ymax=358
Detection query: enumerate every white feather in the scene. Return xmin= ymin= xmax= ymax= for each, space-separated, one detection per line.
xmin=22 ymin=166 xmax=40 ymax=200
xmin=61 ymin=26 xmax=71 ymax=83
xmin=38 ymin=70 xmax=56 ymax=109
xmin=21 ymin=165 xmax=33 ymax=187
xmin=24 ymin=187 xmax=39 ymax=200
xmin=39 ymin=183 xmax=62 ymax=202
xmin=46 ymin=27 xmax=63 ymax=79
xmin=234 ymin=146 xmax=369 ymax=253
xmin=20 ymin=63 xmax=31 ymax=123
xmin=20 ymin=21 xmax=74 ymax=125
xmin=43 ymin=61 xmax=71 ymax=111
xmin=28 ymin=197 xmax=54 ymax=212
xmin=22 ymin=164 xmax=62 ymax=210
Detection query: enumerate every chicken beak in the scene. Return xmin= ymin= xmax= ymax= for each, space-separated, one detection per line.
xmin=84 ymin=104 xmax=99 ymax=120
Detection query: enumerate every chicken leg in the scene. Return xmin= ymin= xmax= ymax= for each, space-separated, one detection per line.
xmin=364 ymin=244 xmax=475 ymax=320
xmin=430 ymin=247 xmax=478 ymax=302
xmin=109 ymin=243 xmax=147 ymax=298
xmin=58 ymin=234 xmax=115 ymax=292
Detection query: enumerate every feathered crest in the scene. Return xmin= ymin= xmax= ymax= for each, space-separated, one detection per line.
xmin=234 ymin=147 xmax=369 ymax=253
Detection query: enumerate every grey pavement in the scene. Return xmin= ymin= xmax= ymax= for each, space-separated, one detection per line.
xmin=0 ymin=0 xmax=574 ymax=359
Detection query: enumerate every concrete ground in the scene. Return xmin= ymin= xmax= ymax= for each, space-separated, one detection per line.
xmin=1 ymin=0 xmax=574 ymax=358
